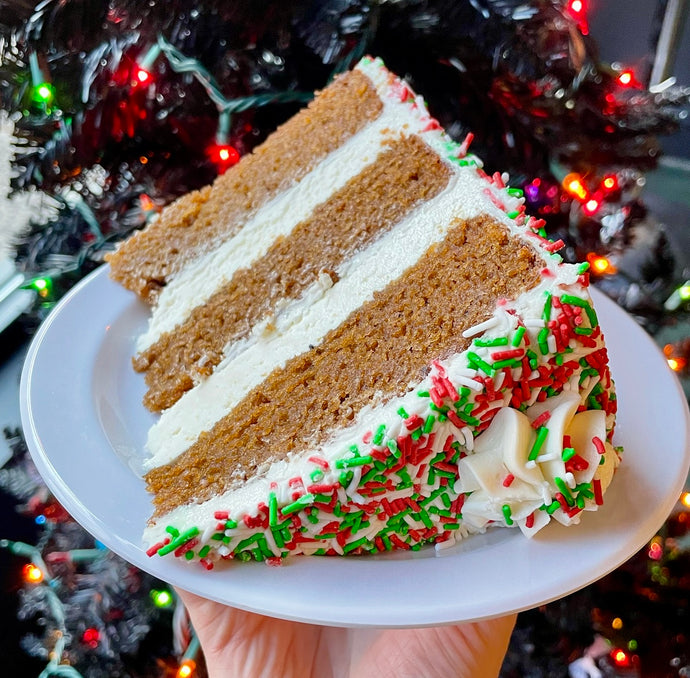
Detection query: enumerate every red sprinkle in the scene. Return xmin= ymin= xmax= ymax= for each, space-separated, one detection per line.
xmin=362 ymin=431 xmax=373 ymax=444
xmin=491 ymin=348 xmax=524 ymax=361
xmin=146 ymin=540 xmax=168 ymax=557
xmin=199 ymin=558 xmax=215 ymax=570
xmin=266 ymin=557 xmax=282 ymax=567
xmin=593 ymin=478 xmax=604 ymax=505
xmin=543 ymin=239 xmax=565 ymax=253
xmin=214 ymin=511 xmax=229 ymax=520
xmin=502 ymin=474 xmax=515 ymax=487
xmin=525 ymin=512 xmax=535 ymax=529
xmin=592 ymin=436 xmax=606 ymax=455
xmin=531 ymin=411 xmax=551 ymax=429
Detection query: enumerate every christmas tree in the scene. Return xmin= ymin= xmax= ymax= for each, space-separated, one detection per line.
xmin=1 ymin=1 xmax=688 ymax=675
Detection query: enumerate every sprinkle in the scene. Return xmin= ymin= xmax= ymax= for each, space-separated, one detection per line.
xmin=213 ymin=511 xmax=229 ymax=520
xmin=397 ymin=407 xmax=409 ymax=419
xmin=593 ymin=479 xmax=604 ymax=505
xmin=281 ymin=494 xmax=315 ymax=516
xmin=268 ymin=492 xmax=278 ymax=527
xmin=467 ymin=352 xmax=495 ymax=376
xmin=146 ymin=540 xmax=168 ymax=557
xmin=502 ymin=504 xmax=514 ymax=525
xmin=511 ymin=326 xmax=526 ymax=347
xmin=372 ymin=424 xmax=387 ymax=446
xmin=592 ymin=436 xmax=606 ymax=455
xmin=308 ymin=456 xmax=330 ymax=470
xmin=502 ymin=474 xmax=515 ymax=487
xmin=473 ymin=336 xmax=509 ymax=347
xmin=157 ymin=527 xmax=200 ymax=556
xmin=461 ymin=316 xmax=499 ymax=338
xmin=543 ymin=291 xmax=553 ymax=322
xmin=561 ymin=447 xmax=576 ymax=462
xmin=531 ymin=410 xmax=551 ymax=429
xmin=525 ymin=512 xmax=535 ymax=529
xmin=528 ymin=426 xmax=549 ymax=461
xmin=554 ymin=477 xmax=574 ymax=505
xmin=537 ymin=327 xmax=550 ymax=355
xmin=543 ymin=239 xmax=565 ymax=253
xmin=335 ymin=455 xmax=373 ymax=469
xmin=490 ymin=348 xmax=524 ymax=361
xmin=423 ymin=415 xmax=436 ymax=434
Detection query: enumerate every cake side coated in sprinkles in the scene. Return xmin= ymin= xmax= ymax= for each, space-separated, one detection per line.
xmin=107 ymin=56 xmax=622 ymax=570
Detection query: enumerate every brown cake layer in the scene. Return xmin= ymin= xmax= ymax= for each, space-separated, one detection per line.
xmin=145 ymin=215 xmax=543 ymax=517
xmin=106 ymin=70 xmax=383 ymax=302
xmin=136 ymin=134 xmax=452 ymax=412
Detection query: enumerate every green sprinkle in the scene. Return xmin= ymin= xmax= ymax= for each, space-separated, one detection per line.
xmin=419 ymin=510 xmax=434 ymax=529
xmin=198 ymin=545 xmax=210 ymax=558
xmin=492 ymin=358 xmax=521 ymax=370
xmin=225 ymin=519 xmax=238 ymax=529
xmin=577 ymin=262 xmax=590 ymax=274
xmin=507 ymin=187 xmax=524 ymax=198
xmin=543 ymin=291 xmax=553 ymax=322
xmin=507 ymin=210 xmax=520 ymax=219
xmin=467 ymin=351 xmax=495 ymax=376
xmin=554 ymin=477 xmax=574 ymax=505
xmin=271 ymin=528 xmax=285 ymax=548
xmin=528 ymin=426 xmax=549 ymax=461
xmin=411 ymin=427 xmax=423 ymax=441
xmin=269 ymin=492 xmax=278 ymax=527
xmin=444 ymin=523 xmax=461 ymax=530
xmin=555 ymin=353 xmax=564 ymax=366
xmin=165 ymin=525 xmax=179 ymax=538
xmin=335 ymin=455 xmax=373 ymax=469
xmin=417 ymin=390 xmax=430 ymax=397
xmin=473 ymin=336 xmax=509 ymax=347
xmin=587 ymin=395 xmax=603 ymax=410
xmin=562 ymin=447 xmax=576 ymax=461
xmin=574 ymin=326 xmax=593 ymax=335
xmin=310 ymin=468 xmax=324 ymax=483
xmin=381 ymin=534 xmax=393 ymax=551
xmin=546 ymin=500 xmax=560 ymax=515
xmin=211 ymin=533 xmax=224 ymax=541
xmin=157 ymin=527 xmax=200 ymax=556
xmin=576 ymin=495 xmax=586 ymax=509
xmin=339 ymin=471 xmax=354 ymax=487
xmin=560 ymin=293 xmax=588 ymax=308
xmin=387 ymin=440 xmax=402 ymax=458
xmin=585 ymin=305 xmax=598 ymax=327
xmin=423 ymin=415 xmax=436 ymax=434
xmin=512 ymin=326 xmax=526 ymax=347
xmin=372 ymin=424 xmax=386 ymax=445
xmin=185 ymin=550 xmax=194 ymax=560
xmin=281 ymin=494 xmax=315 ymax=515
xmin=502 ymin=504 xmax=514 ymax=525
xmin=349 ymin=444 xmax=360 ymax=456
xmin=397 ymin=407 xmax=409 ymax=419
xmin=222 ymin=536 xmax=232 ymax=545
xmin=538 ymin=327 xmax=550 ymax=355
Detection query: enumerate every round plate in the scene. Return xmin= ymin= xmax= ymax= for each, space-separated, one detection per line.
xmin=20 ymin=265 xmax=690 ymax=628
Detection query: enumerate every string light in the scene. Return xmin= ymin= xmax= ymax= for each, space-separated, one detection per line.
xmin=582 ymin=197 xmax=600 ymax=216
xmin=617 ymin=69 xmax=635 ymax=87
xmin=177 ymin=659 xmax=196 ymax=678
xmin=562 ymin=172 xmax=589 ymax=201
xmin=680 ymin=492 xmax=690 ymax=509
xmin=151 ymin=588 xmax=174 ymax=608
xmin=23 ymin=562 xmax=44 ymax=583
xmin=586 ymin=252 xmax=617 ymax=275
xmin=602 ymin=174 xmax=618 ymax=191
xmin=611 ymin=617 xmax=623 ymax=630
xmin=82 ymin=628 xmax=101 ymax=649
xmin=566 ymin=0 xmax=589 ymax=35
xmin=611 ymin=648 xmax=632 ymax=668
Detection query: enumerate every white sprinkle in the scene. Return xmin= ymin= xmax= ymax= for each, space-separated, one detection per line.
xmin=524 ymin=319 xmax=546 ymax=328
xmin=346 ymin=466 xmax=362 ymax=497
xmin=461 ymin=316 xmax=499 ymax=338
xmin=263 ymin=528 xmax=280 ymax=556
xmin=456 ymin=375 xmax=483 ymax=391
xmin=218 ymin=545 xmax=232 ymax=557
xmin=434 ymin=535 xmax=457 ymax=552
xmin=547 ymin=334 xmax=557 ymax=353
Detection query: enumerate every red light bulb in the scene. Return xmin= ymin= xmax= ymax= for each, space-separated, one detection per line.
xmin=617 ymin=70 xmax=634 ymax=87
xmin=583 ymin=198 xmax=600 ymax=216
xmin=209 ymin=144 xmax=240 ymax=171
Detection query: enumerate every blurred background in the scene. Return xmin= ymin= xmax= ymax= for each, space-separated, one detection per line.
xmin=0 ymin=1 xmax=688 ymax=676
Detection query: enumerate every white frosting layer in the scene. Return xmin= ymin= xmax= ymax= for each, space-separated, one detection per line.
xmin=146 ymin=164 xmax=515 ymax=468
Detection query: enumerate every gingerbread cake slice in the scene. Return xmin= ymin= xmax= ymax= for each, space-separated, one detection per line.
xmin=106 ymin=57 xmax=620 ymax=570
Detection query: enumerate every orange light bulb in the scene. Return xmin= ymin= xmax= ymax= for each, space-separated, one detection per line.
xmin=23 ymin=563 xmax=44 ymax=583
xmin=177 ymin=660 xmax=196 ymax=678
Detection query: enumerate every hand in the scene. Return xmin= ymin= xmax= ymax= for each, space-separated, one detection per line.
xmin=176 ymin=587 xmax=516 ymax=678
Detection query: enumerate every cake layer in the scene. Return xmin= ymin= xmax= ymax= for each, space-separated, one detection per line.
xmin=106 ymin=69 xmax=383 ymax=301
xmin=135 ymin=134 xmax=452 ymax=412
xmin=145 ymin=215 xmax=542 ymax=517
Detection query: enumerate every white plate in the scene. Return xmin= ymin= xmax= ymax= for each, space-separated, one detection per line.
xmin=20 ymin=265 xmax=690 ymax=628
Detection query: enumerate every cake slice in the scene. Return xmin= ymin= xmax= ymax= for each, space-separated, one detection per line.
xmin=106 ymin=57 xmax=620 ymax=569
